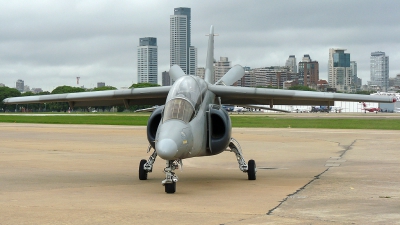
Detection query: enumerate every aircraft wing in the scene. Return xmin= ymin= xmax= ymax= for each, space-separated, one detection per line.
xmin=209 ymin=86 xmax=395 ymax=106
xmin=3 ymin=86 xmax=171 ymax=107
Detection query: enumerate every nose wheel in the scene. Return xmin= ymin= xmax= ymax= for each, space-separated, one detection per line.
xmin=162 ymin=160 xmax=179 ymax=194
xmin=164 ymin=182 xmax=176 ymax=193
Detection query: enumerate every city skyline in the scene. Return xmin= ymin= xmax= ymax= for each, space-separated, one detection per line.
xmin=0 ymin=1 xmax=399 ymax=91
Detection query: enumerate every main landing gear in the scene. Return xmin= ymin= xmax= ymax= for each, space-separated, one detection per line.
xmin=138 ymin=145 xmax=157 ymax=180
xmin=228 ymin=138 xmax=257 ymax=180
xmin=138 ymin=139 xmax=256 ymax=194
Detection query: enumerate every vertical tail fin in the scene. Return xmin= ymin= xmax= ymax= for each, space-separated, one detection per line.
xmin=204 ymin=26 xmax=214 ymax=84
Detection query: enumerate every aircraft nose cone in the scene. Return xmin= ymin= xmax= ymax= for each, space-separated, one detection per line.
xmin=156 ymin=139 xmax=178 ymax=160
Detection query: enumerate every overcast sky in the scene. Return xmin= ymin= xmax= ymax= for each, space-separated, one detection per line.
xmin=1 ymin=0 xmax=399 ymax=91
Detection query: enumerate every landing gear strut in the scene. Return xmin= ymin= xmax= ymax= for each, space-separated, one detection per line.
xmin=228 ymin=138 xmax=257 ymax=180
xmin=162 ymin=160 xmax=180 ymax=193
xmin=138 ymin=145 xmax=157 ymax=180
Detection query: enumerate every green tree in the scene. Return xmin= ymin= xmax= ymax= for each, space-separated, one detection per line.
xmin=21 ymin=91 xmax=35 ymax=96
xmin=51 ymin=86 xmax=86 ymax=94
xmin=92 ymin=86 xmax=117 ymax=91
xmin=0 ymin=86 xmax=21 ymax=112
xmin=129 ymin=83 xmax=160 ymax=88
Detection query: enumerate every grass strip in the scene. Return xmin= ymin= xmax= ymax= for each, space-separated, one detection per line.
xmin=230 ymin=116 xmax=400 ymax=130
xmin=0 ymin=115 xmax=149 ymax=126
xmin=0 ymin=114 xmax=399 ymax=130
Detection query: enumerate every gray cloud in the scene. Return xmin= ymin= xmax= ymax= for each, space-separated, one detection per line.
xmin=0 ymin=0 xmax=399 ymax=91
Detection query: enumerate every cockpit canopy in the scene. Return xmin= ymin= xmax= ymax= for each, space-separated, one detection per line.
xmin=163 ymin=76 xmax=206 ymax=123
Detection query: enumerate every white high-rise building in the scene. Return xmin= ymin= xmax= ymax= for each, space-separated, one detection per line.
xmin=170 ymin=7 xmax=196 ymax=80
xmin=137 ymin=37 xmax=158 ymax=84
xmin=285 ymin=55 xmax=297 ymax=73
xmin=328 ymin=48 xmax=353 ymax=92
xmin=370 ymin=51 xmax=389 ymax=92
xmin=196 ymin=67 xmax=205 ymax=79
xmin=302 ymin=54 xmax=311 ymax=63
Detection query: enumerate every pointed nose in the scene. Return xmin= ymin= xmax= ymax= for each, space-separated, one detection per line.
xmin=156 ymin=138 xmax=178 ymax=160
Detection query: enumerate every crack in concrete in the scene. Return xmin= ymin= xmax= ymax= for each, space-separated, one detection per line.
xmin=266 ymin=167 xmax=330 ymax=215
xmin=266 ymin=139 xmax=358 ymax=216
xmin=339 ymin=139 xmax=357 ymax=157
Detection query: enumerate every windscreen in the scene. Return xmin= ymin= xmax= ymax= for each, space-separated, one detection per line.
xmin=166 ymin=76 xmax=202 ymax=110
xmin=163 ymin=76 xmax=206 ymax=123
xmin=163 ymin=98 xmax=194 ymax=123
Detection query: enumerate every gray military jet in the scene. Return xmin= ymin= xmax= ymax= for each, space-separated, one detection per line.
xmin=3 ymin=26 xmax=396 ymax=194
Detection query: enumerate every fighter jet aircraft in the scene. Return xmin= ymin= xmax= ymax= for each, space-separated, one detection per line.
xmin=3 ymin=26 xmax=397 ymax=194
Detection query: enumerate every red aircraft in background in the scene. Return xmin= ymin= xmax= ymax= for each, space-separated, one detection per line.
xmin=362 ymin=102 xmax=380 ymax=113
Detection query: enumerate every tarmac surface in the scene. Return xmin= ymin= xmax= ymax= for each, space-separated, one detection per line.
xmin=0 ymin=123 xmax=399 ymax=224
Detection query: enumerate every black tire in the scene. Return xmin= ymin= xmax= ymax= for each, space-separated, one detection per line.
xmin=247 ymin=159 xmax=256 ymax=180
xmin=139 ymin=159 xmax=148 ymax=180
xmin=165 ymin=182 xmax=176 ymax=194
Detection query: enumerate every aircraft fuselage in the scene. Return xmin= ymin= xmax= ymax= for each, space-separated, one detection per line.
xmin=154 ymin=75 xmax=217 ymax=161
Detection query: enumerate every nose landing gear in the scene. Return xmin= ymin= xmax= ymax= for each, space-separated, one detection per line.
xmin=162 ymin=160 xmax=180 ymax=194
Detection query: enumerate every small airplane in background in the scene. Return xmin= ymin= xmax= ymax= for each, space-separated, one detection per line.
xmin=331 ymin=106 xmax=345 ymax=113
xmin=290 ymin=106 xmax=310 ymax=113
xmin=233 ymin=106 xmax=248 ymax=113
xmin=3 ymin=26 xmax=396 ymax=194
xmin=362 ymin=102 xmax=380 ymax=113
xmin=310 ymin=106 xmax=331 ymax=113
xmin=222 ymin=105 xmax=234 ymax=112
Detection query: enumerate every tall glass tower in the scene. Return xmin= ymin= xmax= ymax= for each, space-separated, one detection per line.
xmin=170 ymin=7 xmax=197 ymax=78
xmin=137 ymin=37 xmax=158 ymax=84
xmin=370 ymin=51 xmax=389 ymax=92
xmin=328 ymin=48 xmax=353 ymax=92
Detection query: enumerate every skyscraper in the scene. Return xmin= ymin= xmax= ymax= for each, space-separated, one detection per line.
xmin=370 ymin=51 xmax=389 ymax=91
xmin=350 ymin=61 xmax=358 ymax=90
xmin=328 ymin=48 xmax=353 ymax=92
xmin=285 ymin=55 xmax=297 ymax=73
xmin=170 ymin=7 xmax=197 ymax=78
xmin=188 ymin=46 xmax=197 ymax=76
xmin=16 ymin=79 xmax=24 ymax=92
xmin=298 ymin=55 xmax=319 ymax=88
xmin=162 ymin=71 xmax=170 ymax=86
xmin=137 ymin=37 xmax=158 ymax=84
